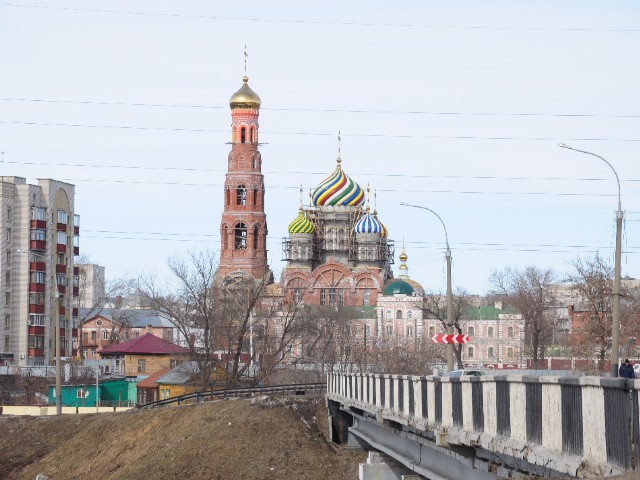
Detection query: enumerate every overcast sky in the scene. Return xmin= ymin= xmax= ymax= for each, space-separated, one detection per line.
xmin=2 ymin=1 xmax=639 ymax=294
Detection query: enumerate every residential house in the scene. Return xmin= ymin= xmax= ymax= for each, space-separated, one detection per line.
xmin=99 ymin=333 xmax=190 ymax=379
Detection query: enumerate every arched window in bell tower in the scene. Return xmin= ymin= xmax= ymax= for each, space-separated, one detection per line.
xmin=253 ymin=188 xmax=258 ymax=206
xmin=222 ymin=224 xmax=228 ymax=250
xmin=253 ymin=225 xmax=259 ymax=250
xmin=250 ymin=126 xmax=256 ymax=143
xmin=234 ymin=223 xmax=247 ymax=250
xmin=237 ymin=185 xmax=247 ymax=205
xmin=241 ymin=127 xmax=246 ymax=143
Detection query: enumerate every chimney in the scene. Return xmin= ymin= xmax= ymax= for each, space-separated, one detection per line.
xmin=146 ymin=324 xmax=153 ymax=333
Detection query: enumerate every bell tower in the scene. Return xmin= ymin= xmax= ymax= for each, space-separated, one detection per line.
xmin=217 ymin=75 xmax=270 ymax=281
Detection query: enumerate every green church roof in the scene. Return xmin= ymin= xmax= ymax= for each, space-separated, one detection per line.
xmin=383 ymin=280 xmax=415 ymax=296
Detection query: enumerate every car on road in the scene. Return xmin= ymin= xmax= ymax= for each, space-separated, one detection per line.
xmin=448 ymin=369 xmax=486 ymax=378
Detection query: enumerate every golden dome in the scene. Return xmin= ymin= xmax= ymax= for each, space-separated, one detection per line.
xmin=399 ymin=249 xmax=408 ymax=262
xmin=229 ymin=76 xmax=261 ymax=109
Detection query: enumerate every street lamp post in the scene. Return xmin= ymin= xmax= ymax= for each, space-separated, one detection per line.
xmin=19 ymin=250 xmax=62 ymax=413
xmin=559 ymin=143 xmax=623 ymax=377
xmin=401 ymin=203 xmax=455 ymax=372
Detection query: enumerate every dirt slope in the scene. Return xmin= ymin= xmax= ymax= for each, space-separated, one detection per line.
xmin=0 ymin=397 xmax=364 ymax=480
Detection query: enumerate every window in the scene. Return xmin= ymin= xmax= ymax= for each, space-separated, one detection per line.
xmin=234 ymin=223 xmax=247 ymax=249
xmin=6 ymin=207 xmax=11 ymax=221
xmin=4 ymin=335 xmax=9 ymax=350
xmin=31 ymin=271 xmax=45 ymax=284
xmin=30 ymin=229 xmax=46 ymax=241
xmin=488 ymin=347 xmax=495 ymax=358
xmin=5 ymin=271 xmax=9 ymax=285
xmin=365 ymin=325 xmax=371 ymax=336
xmin=74 ymin=214 xmax=80 ymax=227
xmin=6 ymin=228 xmax=10 ymax=242
xmin=488 ymin=326 xmax=495 ymax=337
xmin=507 ymin=347 xmax=514 ymax=360
xmin=240 ymin=127 xmax=246 ymax=143
xmin=407 ymin=310 xmax=413 ymax=319
xmin=407 ymin=326 xmax=413 ymax=336
xmin=507 ymin=326 xmax=514 ymax=337
xmin=31 ymin=207 xmax=46 ymax=220
xmin=294 ymin=288 xmax=303 ymax=303
xmin=253 ymin=188 xmax=258 ymax=205
xmin=170 ymin=359 xmax=178 ymax=368
xmin=320 ymin=288 xmax=344 ymax=306
xmin=5 ymin=314 xmax=10 ymax=328
xmin=5 ymin=292 xmax=9 ymax=306
xmin=396 ymin=310 xmax=402 ymax=319
xmin=386 ymin=325 xmax=393 ymax=336
xmin=161 ymin=388 xmax=170 ymax=399
xmin=57 ymin=231 xmax=68 ymax=245
xmin=253 ymin=225 xmax=259 ymax=249
xmin=468 ymin=326 xmax=475 ymax=337
xmin=363 ymin=289 xmax=371 ymax=306
xmin=77 ymin=389 xmax=88 ymax=399
xmin=386 ymin=310 xmax=392 ymax=320
xmin=428 ymin=325 xmax=436 ymax=336
xmin=74 ymin=235 xmax=79 ymax=247
xmin=57 ymin=210 xmax=68 ymax=224
xmin=236 ymin=185 xmax=247 ymax=205
xmin=467 ymin=346 xmax=475 ymax=358
xmin=102 ymin=330 xmax=109 ymax=340
xmin=29 ymin=314 xmax=44 ymax=326
xmin=137 ymin=359 xmax=146 ymax=373
xmin=82 ymin=348 xmax=88 ymax=358
xmin=28 ymin=335 xmax=45 ymax=348
xmin=91 ymin=331 xmax=96 ymax=341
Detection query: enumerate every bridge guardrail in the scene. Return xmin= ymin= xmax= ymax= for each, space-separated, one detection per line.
xmin=137 ymin=382 xmax=326 ymax=410
xmin=327 ymin=372 xmax=639 ymax=477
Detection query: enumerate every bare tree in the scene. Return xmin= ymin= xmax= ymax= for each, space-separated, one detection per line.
xmin=490 ymin=266 xmax=558 ymax=369
xmin=423 ymin=288 xmax=474 ymax=369
xmin=565 ymin=253 xmax=627 ymax=371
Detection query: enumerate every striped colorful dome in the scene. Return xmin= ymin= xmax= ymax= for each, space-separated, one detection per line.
xmin=288 ymin=209 xmax=315 ymax=234
xmin=311 ymin=160 xmax=364 ymax=207
xmin=374 ymin=211 xmax=388 ymax=237
xmin=354 ymin=209 xmax=383 ymax=234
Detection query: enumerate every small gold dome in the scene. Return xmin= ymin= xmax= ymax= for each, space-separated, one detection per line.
xmin=399 ymin=249 xmax=408 ymax=262
xmin=229 ymin=75 xmax=261 ymax=109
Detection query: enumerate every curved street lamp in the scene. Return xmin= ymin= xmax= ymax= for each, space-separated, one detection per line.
xmin=401 ymin=203 xmax=455 ymax=372
xmin=559 ymin=143 xmax=623 ymax=377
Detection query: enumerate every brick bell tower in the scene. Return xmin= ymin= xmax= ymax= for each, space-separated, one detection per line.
xmin=216 ymin=75 xmax=271 ymax=282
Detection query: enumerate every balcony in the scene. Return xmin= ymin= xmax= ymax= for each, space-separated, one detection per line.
xmin=30 ymin=219 xmax=46 ymax=229
xmin=30 ymin=240 xmax=46 ymax=251
xmin=29 ymin=304 xmax=45 ymax=314
xmin=59 ymin=305 xmax=66 ymax=315
xmin=30 ymin=261 xmax=46 ymax=272
xmin=57 ymin=285 xmax=66 ymax=295
xmin=73 ymin=246 xmax=79 ymax=256
xmin=56 ymin=264 xmax=67 ymax=274
xmin=72 ymin=307 xmax=78 ymax=316
xmin=57 ymin=222 xmax=67 ymax=232
xmin=73 ymin=287 xmax=79 ymax=297
xmin=60 ymin=328 xmax=66 ymax=337
xmin=74 ymin=226 xmax=79 ymax=235
xmin=28 ymin=348 xmax=44 ymax=358
xmin=56 ymin=243 xmax=66 ymax=254
xmin=28 ymin=326 xmax=45 ymax=335
xmin=73 ymin=266 xmax=79 ymax=276
xmin=72 ymin=328 xmax=78 ymax=337
xmin=29 ymin=283 xmax=45 ymax=293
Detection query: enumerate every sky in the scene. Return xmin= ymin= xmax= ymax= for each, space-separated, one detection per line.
xmin=1 ymin=1 xmax=639 ymax=295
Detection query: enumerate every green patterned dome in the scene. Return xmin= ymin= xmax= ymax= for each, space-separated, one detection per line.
xmin=288 ymin=209 xmax=315 ymax=234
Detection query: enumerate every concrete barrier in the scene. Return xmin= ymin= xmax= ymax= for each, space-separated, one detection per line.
xmin=0 ymin=405 xmax=132 ymax=416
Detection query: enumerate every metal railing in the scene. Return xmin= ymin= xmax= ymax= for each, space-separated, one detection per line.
xmin=137 ymin=382 xmax=326 ymax=410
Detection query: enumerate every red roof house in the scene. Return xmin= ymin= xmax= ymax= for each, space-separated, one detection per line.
xmin=100 ymin=333 xmax=190 ymax=378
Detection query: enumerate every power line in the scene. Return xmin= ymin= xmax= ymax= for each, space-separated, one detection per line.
xmin=58 ymin=177 xmax=639 ymax=198
xmin=1 ymin=3 xmax=638 ymax=33
xmin=2 ymin=120 xmax=640 ymax=142
xmin=4 ymin=159 xmax=640 ymax=184
xmin=3 ymin=97 xmax=639 ymax=119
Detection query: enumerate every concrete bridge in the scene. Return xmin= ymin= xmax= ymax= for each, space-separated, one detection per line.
xmin=327 ymin=372 xmax=640 ymax=479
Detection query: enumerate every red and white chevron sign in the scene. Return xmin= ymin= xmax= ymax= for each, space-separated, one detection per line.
xmin=431 ymin=334 xmax=470 ymax=344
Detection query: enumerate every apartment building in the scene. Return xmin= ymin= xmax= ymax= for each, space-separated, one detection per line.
xmin=0 ymin=176 xmax=80 ymax=366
